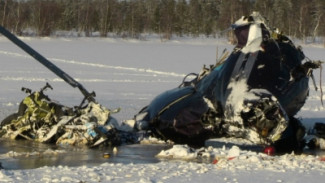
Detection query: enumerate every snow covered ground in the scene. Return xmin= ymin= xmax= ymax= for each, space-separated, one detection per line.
xmin=0 ymin=36 xmax=325 ymax=182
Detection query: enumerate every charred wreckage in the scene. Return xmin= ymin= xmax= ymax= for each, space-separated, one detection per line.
xmin=0 ymin=12 xmax=324 ymax=154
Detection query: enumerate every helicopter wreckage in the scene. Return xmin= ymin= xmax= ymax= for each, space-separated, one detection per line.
xmin=0 ymin=12 xmax=324 ymax=153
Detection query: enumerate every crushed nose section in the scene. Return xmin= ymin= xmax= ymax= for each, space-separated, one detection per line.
xmin=221 ymin=88 xmax=288 ymax=144
xmin=240 ymin=89 xmax=288 ymax=143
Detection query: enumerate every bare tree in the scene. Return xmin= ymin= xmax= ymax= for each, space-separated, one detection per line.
xmin=311 ymin=0 xmax=324 ymax=42
xmin=0 ymin=0 xmax=323 ymax=42
xmin=1 ymin=0 xmax=8 ymax=26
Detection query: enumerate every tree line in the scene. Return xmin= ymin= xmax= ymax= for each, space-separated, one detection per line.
xmin=1 ymin=0 xmax=324 ymax=42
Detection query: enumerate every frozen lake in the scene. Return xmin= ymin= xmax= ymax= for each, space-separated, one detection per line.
xmin=0 ymin=138 xmax=168 ymax=170
xmin=0 ymin=36 xmax=325 ymax=182
xmin=0 ymin=37 xmax=235 ymax=170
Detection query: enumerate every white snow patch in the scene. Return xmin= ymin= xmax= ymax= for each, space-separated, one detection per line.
xmin=241 ymin=23 xmax=264 ymax=53
xmin=156 ymin=145 xmax=197 ymax=160
xmin=225 ymin=79 xmax=258 ymax=123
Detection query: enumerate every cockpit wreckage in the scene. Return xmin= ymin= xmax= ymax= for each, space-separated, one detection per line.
xmin=0 ymin=12 xmax=324 ymax=154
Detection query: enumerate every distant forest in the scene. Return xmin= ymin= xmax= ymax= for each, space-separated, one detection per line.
xmin=1 ymin=0 xmax=325 ymax=42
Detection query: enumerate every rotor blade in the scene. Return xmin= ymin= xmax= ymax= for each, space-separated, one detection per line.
xmin=0 ymin=25 xmax=95 ymax=102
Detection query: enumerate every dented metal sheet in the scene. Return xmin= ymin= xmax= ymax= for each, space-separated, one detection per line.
xmin=0 ymin=84 xmax=120 ymax=147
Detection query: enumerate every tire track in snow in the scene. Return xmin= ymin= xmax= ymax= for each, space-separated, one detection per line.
xmin=0 ymin=50 xmax=185 ymax=78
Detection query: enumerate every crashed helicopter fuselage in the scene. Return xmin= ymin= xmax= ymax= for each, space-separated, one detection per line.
xmin=132 ymin=12 xmax=322 ymax=153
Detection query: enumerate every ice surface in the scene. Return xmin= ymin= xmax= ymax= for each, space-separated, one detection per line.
xmin=0 ymin=36 xmax=325 ymax=182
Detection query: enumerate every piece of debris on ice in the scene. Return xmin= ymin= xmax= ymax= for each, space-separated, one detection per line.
xmin=140 ymin=136 xmax=173 ymax=145
xmin=156 ymin=144 xmax=197 ymax=160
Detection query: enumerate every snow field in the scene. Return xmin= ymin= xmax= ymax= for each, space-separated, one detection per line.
xmin=0 ymin=36 xmax=325 ymax=182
